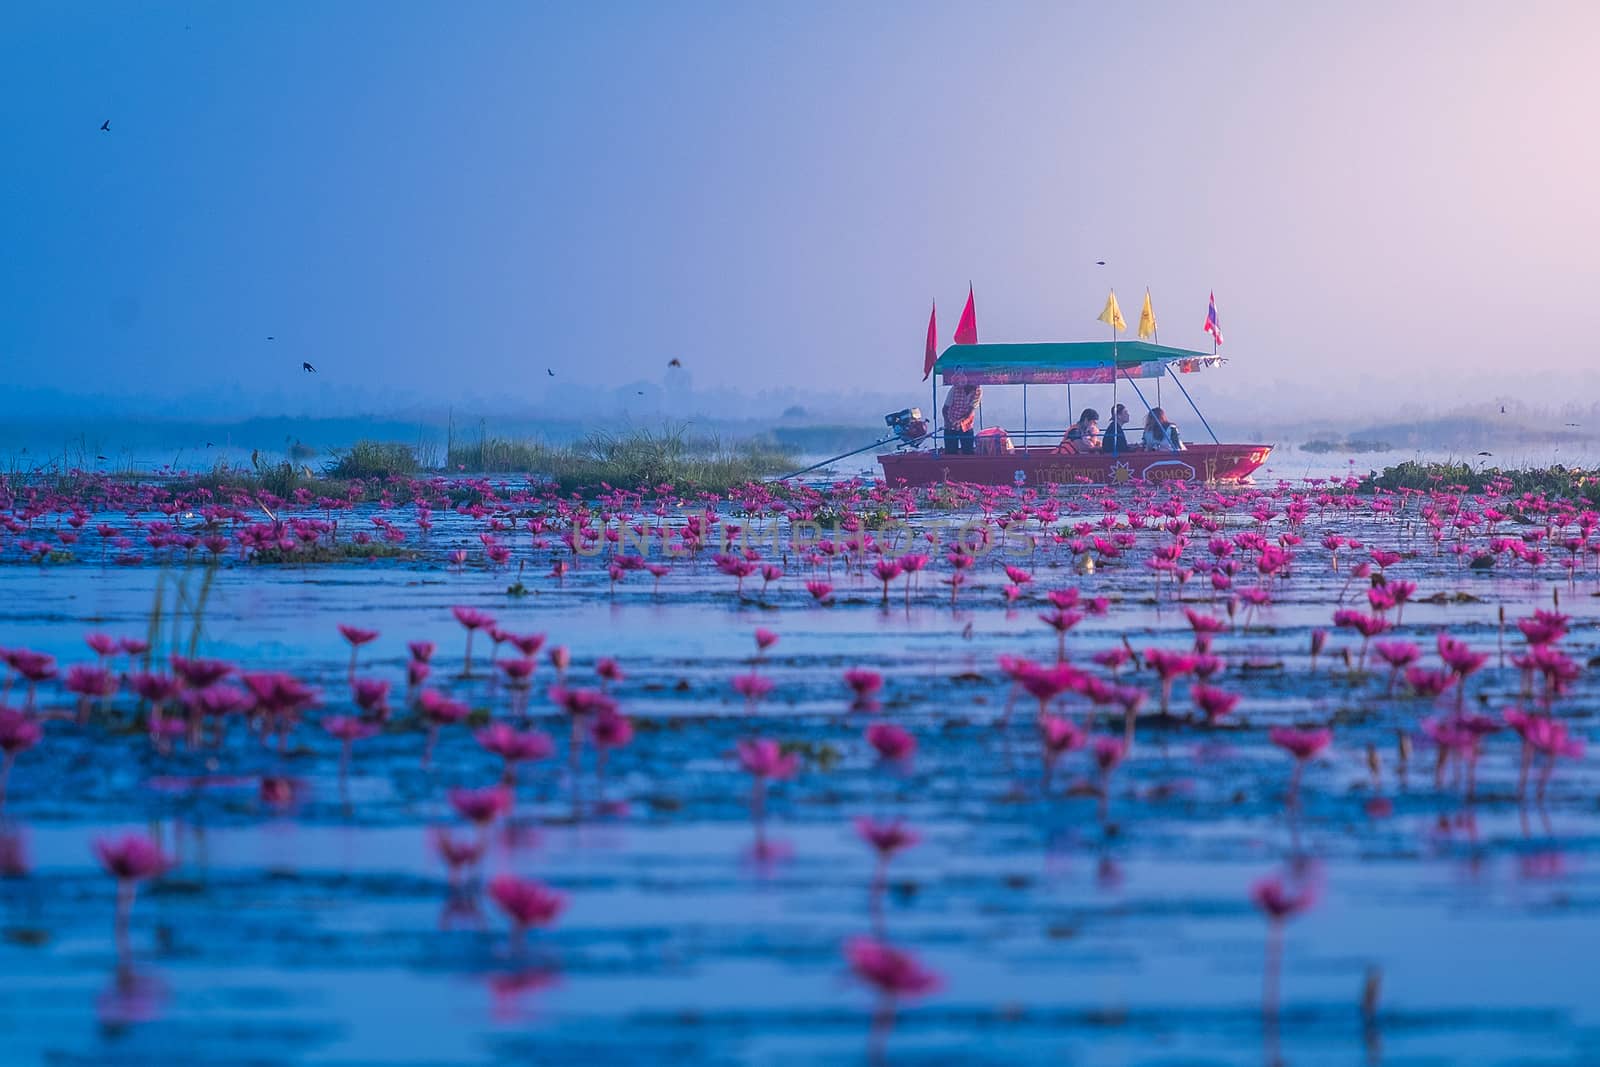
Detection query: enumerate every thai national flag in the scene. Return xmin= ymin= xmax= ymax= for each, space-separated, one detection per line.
xmin=1204 ymin=291 xmax=1223 ymax=347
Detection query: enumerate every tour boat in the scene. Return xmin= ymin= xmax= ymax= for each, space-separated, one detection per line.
xmin=877 ymin=341 xmax=1272 ymax=488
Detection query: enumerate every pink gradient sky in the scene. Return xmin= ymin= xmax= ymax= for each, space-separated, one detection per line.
xmin=3 ymin=2 xmax=1598 ymax=416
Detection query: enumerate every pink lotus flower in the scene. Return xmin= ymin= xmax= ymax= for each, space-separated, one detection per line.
xmin=1404 ymin=665 xmax=1456 ymax=699
xmin=0 ymin=709 xmax=43 ymax=808
xmin=866 ymin=722 xmax=916 ymax=762
xmin=1142 ymin=648 xmax=1198 ymax=722
xmin=338 ymin=624 xmax=379 ymax=646
xmin=452 ymin=606 xmax=495 ymax=630
xmin=507 ymin=632 xmax=547 ymax=657
xmin=1191 ymin=683 xmax=1240 ymax=724
xmin=1184 ymin=608 xmax=1228 ymax=640
xmin=476 ymin=723 xmax=555 ymax=768
xmin=1270 ymin=726 xmax=1331 ymax=808
xmin=65 ymin=664 xmax=118 ymax=705
xmin=845 ymin=937 xmax=941 ymax=997
xmin=1039 ymin=715 xmax=1085 ymax=784
xmin=95 ymin=834 xmax=169 ymax=883
xmin=1436 ymin=633 xmax=1488 ymax=677
xmin=407 ymin=640 xmax=436 ymax=663
xmin=590 ymin=709 xmax=634 ymax=750
xmin=854 ymin=816 xmax=920 ymax=859
xmin=1092 ymin=735 xmax=1126 ymax=775
xmin=85 ymin=633 xmax=120 ymax=658
xmin=737 ymin=738 xmax=799 ymax=779
xmin=731 ymin=672 xmax=775 ymax=704
xmin=488 ymin=875 xmax=566 ymax=933
xmin=351 ymin=677 xmax=391 ymax=717
xmin=95 ymin=832 xmax=170 ymax=961
xmin=323 ymin=715 xmax=380 ymax=743
xmin=419 ymin=688 xmax=470 ymax=725
xmin=1373 ymin=640 xmax=1420 ymax=670
xmin=1516 ymin=609 xmax=1569 ymax=647
xmin=169 ymin=656 xmax=233 ymax=690
xmin=451 ymin=607 xmax=496 ymax=677
xmin=872 ymin=559 xmax=903 ymax=603
xmin=843 ymin=668 xmax=884 ymax=699
xmin=431 ymin=827 xmax=486 ymax=882
xmin=754 ymin=628 xmax=779 ymax=652
xmin=1269 ymin=726 xmax=1331 ymax=762
xmin=806 ymin=580 xmax=834 ymax=603
xmin=1251 ymin=875 xmax=1315 ymax=920
xmin=548 ymin=686 xmax=616 ymax=719
xmin=1015 ymin=662 xmax=1084 ymax=712
xmin=130 ymin=671 xmax=181 ymax=706
xmin=449 ymin=786 xmax=512 ymax=827
xmin=1092 ymin=647 xmax=1132 ymax=675
xmin=1504 ymin=707 xmax=1583 ymax=801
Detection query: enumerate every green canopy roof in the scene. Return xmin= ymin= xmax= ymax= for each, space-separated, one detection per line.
xmin=933 ymin=341 xmax=1224 ymax=385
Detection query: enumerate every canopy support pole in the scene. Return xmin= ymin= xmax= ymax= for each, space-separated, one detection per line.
xmin=1022 ymin=384 xmax=1029 ymax=450
xmin=1120 ymin=366 xmax=1156 ymax=417
xmin=931 ymin=375 xmax=939 ymax=454
xmin=1168 ymin=366 xmax=1221 ymax=444
xmin=1111 ymin=371 xmax=1119 ymax=455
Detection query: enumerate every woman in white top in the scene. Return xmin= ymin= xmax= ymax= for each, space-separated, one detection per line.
xmin=1141 ymin=407 xmax=1183 ymax=451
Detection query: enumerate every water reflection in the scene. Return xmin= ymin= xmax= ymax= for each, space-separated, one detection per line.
xmin=96 ymin=963 xmax=167 ymax=1029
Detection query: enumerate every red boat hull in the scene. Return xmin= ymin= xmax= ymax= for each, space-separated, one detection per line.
xmin=876 ymin=444 xmax=1272 ymax=488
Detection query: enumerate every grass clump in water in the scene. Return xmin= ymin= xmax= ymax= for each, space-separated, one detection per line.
xmin=448 ymin=425 xmax=793 ymax=492
xmin=1369 ymin=461 xmax=1600 ymax=504
xmin=324 ymin=440 xmax=421 ymax=480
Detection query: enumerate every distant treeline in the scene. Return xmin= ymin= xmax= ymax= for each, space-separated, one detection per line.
xmin=1301 ymin=413 xmax=1586 ymax=452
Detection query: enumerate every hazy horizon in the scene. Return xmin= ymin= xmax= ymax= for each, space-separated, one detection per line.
xmin=5 ymin=2 xmax=1599 ymax=421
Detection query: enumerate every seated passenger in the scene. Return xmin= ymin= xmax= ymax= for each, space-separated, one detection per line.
xmin=1141 ymin=407 xmax=1183 ymax=451
xmin=1060 ymin=408 xmax=1100 ymax=453
xmin=1101 ymin=403 xmax=1132 ymax=453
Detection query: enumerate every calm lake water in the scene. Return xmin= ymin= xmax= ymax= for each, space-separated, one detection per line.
xmin=0 ymin=476 xmax=1596 ymax=1065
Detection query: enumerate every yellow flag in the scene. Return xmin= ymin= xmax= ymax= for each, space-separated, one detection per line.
xmin=1137 ymin=288 xmax=1157 ymax=341
xmin=1098 ymin=290 xmax=1126 ymax=333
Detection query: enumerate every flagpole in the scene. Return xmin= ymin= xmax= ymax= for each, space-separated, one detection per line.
xmin=1150 ymin=287 xmax=1161 ymax=408
xmin=1110 ymin=296 xmax=1118 ymax=457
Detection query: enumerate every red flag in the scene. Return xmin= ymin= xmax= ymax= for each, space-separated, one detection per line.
xmin=953 ymin=284 xmax=978 ymax=345
xmin=1204 ymin=291 xmax=1223 ymax=346
xmin=922 ymin=302 xmax=938 ymax=380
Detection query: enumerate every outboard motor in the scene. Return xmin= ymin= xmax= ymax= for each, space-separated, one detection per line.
xmin=884 ymin=408 xmax=929 ymax=449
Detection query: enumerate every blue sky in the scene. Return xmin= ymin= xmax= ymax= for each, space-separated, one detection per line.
xmin=4 ymin=2 xmax=1599 ymax=417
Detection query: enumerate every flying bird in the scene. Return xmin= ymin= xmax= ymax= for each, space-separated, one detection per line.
xmin=267 ymin=336 xmax=275 ymax=341
xmin=636 ymin=390 xmax=645 ymax=396
xmin=99 ymin=120 xmax=110 ymax=132
xmin=302 ymin=361 xmax=316 ymax=373
xmin=1095 ymin=260 xmax=1106 ymax=266
xmin=96 ymin=454 xmax=107 ymax=461
xmin=668 ymin=358 xmax=682 ymax=368
xmin=1500 ymin=405 xmax=1506 ymax=414
xmin=1476 ymin=451 xmax=1493 ymax=457
xmin=205 ymin=442 xmax=214 ymax=448
xmin=547 ymin=369 xmax=555 ymax=377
